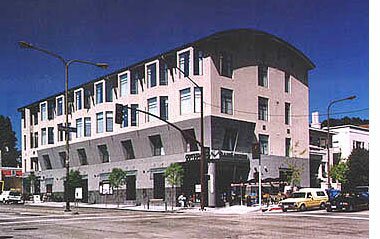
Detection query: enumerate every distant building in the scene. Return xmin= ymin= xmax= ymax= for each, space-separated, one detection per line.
xmin=18 ymin=29 xmax=314 ymax=206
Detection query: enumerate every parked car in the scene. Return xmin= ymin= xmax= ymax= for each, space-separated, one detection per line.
xmin=280 ymin=188 xmax=328 ymax=212
xmin=0 ymin=190 xmax=23 ymax=204
xmin=326 ymin=191 xmax=369 ymax=212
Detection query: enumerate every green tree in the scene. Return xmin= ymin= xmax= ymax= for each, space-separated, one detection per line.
xmin=330 ymin=162 xmax=348 ymax=185
xmin=346 ymin=148 xmax=369 ymax=189
xmin=321 ymin=116 xmax=368 ymax=128
xmin=285 ymin=159 xmax=303 ymax=188
xmin=67 ymin=170 xmax=82 ymax=201
xmin=0 ymin=115 xmax=19 ymax=167
xmin=109 ymin=168 xmax=126 ymax=207
xmin=164 ymin=163 xmax=184 ymax=210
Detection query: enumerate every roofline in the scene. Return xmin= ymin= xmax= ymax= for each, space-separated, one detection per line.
xmin=18 ymin=28 xmax=315 ymax=111
xmin=328 ymin=124 xmax=369 ymax=132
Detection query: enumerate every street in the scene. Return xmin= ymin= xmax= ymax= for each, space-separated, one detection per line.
xmin=0 ymin=204 xmax=368 ymax=239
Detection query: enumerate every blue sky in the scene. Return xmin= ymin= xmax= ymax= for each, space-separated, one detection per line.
xmin=0 ymin=0 xmax=368 ymax=149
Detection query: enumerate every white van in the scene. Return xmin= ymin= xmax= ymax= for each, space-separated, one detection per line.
xmin=280 ymin=188 xmax=328 ymax=212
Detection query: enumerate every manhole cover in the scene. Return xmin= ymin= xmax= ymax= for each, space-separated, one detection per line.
xmin=13 ymin=227 xmax=38 ymax=231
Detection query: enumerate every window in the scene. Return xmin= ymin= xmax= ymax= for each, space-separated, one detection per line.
xmin=59 ymin=152 xmax=66 ymax=168
xmin=98 ymin=144 xmax=110 ymax=163
xmin=179 ymin=51 xmax=190 ymax=78
xmin=47 ymin=100 xmax=55 ymax=120
xmin=84 ymin=117 xmax=91 ymax=137
xmin=84 ymin=89 xmax=92 ymax=109
xmin=57 ymin=123 xmax=64 ymax=142
xmin=77 ymin=148 xmax=88 ymax=165
xmin=41 ymin=128 xmax=47 ymax=145
xmin=48 ymin=127 xmax=54 ymax=144
xmin=119 ymin=73 xmax=128 ymax=97
xmin=96 ymin=112 xmax=104 ymax=133
xmin=95 ymin=82 xmax=103 ymax=104
xmin=149 ymin=135 xmax=164 ymax=156
xmin=121 ymin=140 xmax=135 ymax=159
xmin=147 ymin=63 xmax=157 ymax=88
xmin=122 ymin=106 xmax=128 ymax=128
xmin=131 ymin=104 xmax=138 ymax=126
xmin=285 ymin=103 xmax=291 ymax=125
xmin=259 ymin=134 xmax=269 ymax=155
xmin=221 ymin=88 xmax=233 ymax=115
xmin=194 ymin=88 xmax=202 ymax=113
xmin=106 ymin=111 xmax=113 ymax=132
xmin=106 ymin=80 xmax=113 ymax=102
xmin=258 ymin=66 xmax=268 ymax=87
xmin=219 ymin=52 xmax=232 ymax=77
xmin=147 ymin=97 xmax=158 ymax=122
xmin=180 ymin=88 xmax=191 ymax=115
xmin=285 ymin=138 xmax=291 ymax=157
xmin=194 ymin=50 xmax=203 ymax=75
xmin=75 ymin=91 xmax=82 ymax=111
xmin=34 ymin=132 xmax=38 ymax=148
xmin=258 ymin=97 xmax=269 ymax=121
xmin=57 ymin=97 xmax=63 ymax=116
xmin=41 ymin=103 xmax=47 ymax=121
xmin=32 ymin=112 xmax=38 ymax=125
xmin=31 ymin=157 xmax=39 ymax=171
xmin=160 ymin=96 xmax=169 ymax=121
xmin=43 ymin=155 xmax=52 ymax=170
xmin=222 ymin=128 xmax=238 ymax=151
xmin=76 ymin=118 xmax=83 ymax=138
xmin=131 ymin=71 xmax=139 ymax=94
xmin=159 ymin=61 xmax=168 ymax=85
xmin=285 ymin=73 xmax=290 ymax=93
xmin=183 ymin=129 xmax=198 ymax=152
xmin=25 ymin=135 xmax=27 ymax=150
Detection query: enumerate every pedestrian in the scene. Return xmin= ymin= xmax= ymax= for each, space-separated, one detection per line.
xmin=178 ymin=193 xmax=187 ymax=207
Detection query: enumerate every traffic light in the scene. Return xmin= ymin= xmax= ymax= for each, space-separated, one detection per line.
xmin=115 ymin=103 xmax=123 ymax=124
xmin=252 ymin=142 xmax=260 ymax=159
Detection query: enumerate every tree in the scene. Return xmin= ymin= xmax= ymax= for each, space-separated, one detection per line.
xmin=330 ymin=162 xmax=348 ymax=185
xmin=109 ymin=168 xmax=126 ymax=207
xmin=164 ymin=163 xmax=184 ymax=210
xmin=285 ymin=141 xmax=306 ymax=188
xmin=0 ymin=115 xmax=19 ymax=167
xmin=346 ymin=148 xmax=369 ymax=189
xmin=321 ymin=116 xmax=368 ymax=128
xmin=67 ymin=169 xmax=82 ymax=201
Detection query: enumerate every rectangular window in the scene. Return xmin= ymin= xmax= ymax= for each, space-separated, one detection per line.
xmin=57 ymin=97 xmax=63 ymax=116
xmin=95 ymin=82 xmax=103 ymax=104
xmin=149 ymin=135 xmax=164 ymax=156
xmin=96 ymin=112 xmax=104 ymax=133
xmin=57 ymin=123 xmax=64 ymax=142
xmin=285 ymin=103 xmax=291 ymax=125
xmin=183 ymin=129 xmax=198 ymax=152
xmin=43 ymin=155 xmax=52 ymax=170
xmin=131 ymin=104 xmax=138 ymax=126
xmin=258 ymin=66 xmax=268 ymax=87
xmin=159 ymin=61 xmax=168 ymax=85
xmin=121 ymin=140 xmax=135 ymax=159
xmin=259 ymin=134 xmax=269 ymax=155
xmin=33 ymin=112 xmax=38 ymax=125
xmin=160 ymin=96 xmax=169 ymax=121
xmin=147 ymin=63 xmax=157 ymax=88
xmin=76 ymin=118 xmax=83 ymax=138
xmin=47 ymin=100 xmax=55 ymax=120
xmin=34 ymin=132 xmax=38 ymax=148
xmin=194 ymin=88 xmax=202 ymax=113
xmin=122 ymin=106 xmax=128 ymax=128
xmin=41 ymin=103 xmax=47 ymax=121
xmin=41 ymin=128 xmax=47 ymax=145
xmin=25 ymin=135 xmax=27 ymax=150
xmin=220 ymin=53 xmax=232 ymax=77
xmin=98 ymin=144 xmax=110 ymax=163
xmin=131 ymin=71 xmax=139 ymax=94
xmin=258 ymin=97 xmax=269 ymax=121
xmin=285 ymin=138 xmax=291 ymax=157
xmin=59 ymin=152 xmax=66 ymax=168
xmin=75 ymin=91 xmax=82 ymax=111
xmin=179 ymin=51 xmax=190 ymax=78
xmin=106 ymin=80 xmax=113 ymax=102
xmin=84 ymin=89 xmax=92 ymax=109
xmin=84 ymin=117 xmax=91 ymax=137
xmin=106 ymin=111 xmax=113 ymax=132
xmin=221 ymin=88 xmax=233 ymax=115
xmin=222 ymin=128 xmax=238 ymax=151
xmin=285 ymin=73 xmax=290 ymax=93
xmin=194 ymin=50 xmax=203 ymax=76
xmin=147 ymin=97 xmax=158 ymax=122
xmin=48 ymin=127 xmax=54 ymax=144
xmin=77 ymin=148 xmax=88 ymax=165
xmin=120 ymin=73 xmax=128 ymax=97
xmin=180 ymin=88 xmax=191 ymax=115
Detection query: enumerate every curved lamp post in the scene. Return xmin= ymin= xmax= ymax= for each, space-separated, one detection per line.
xmin=19 ymin=41 xmax=108 ymax=211
xmin=326 ymin=95 xmax=356 ymax=188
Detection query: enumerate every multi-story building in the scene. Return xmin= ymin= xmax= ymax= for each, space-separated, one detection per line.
xmin=19 ymin=29 xmax=314 ymax=206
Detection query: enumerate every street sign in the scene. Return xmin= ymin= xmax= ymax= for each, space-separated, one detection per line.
xmin=58 ymin=125 xmax=77 ymax=132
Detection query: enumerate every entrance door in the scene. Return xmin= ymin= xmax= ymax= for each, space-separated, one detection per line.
xmin=125 ymin=175 xmax=136 ymax=200
xmin=81 ymin=179 xmax=88 ymax=203
xmin=153 ymin=173 xmax=165 ymax=199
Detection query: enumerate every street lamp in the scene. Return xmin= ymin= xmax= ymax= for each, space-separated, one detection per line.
xmin=19 ymin=41 xmax=108 ymax=212
xmin=326 ymin=95 xmax=356 ymax=188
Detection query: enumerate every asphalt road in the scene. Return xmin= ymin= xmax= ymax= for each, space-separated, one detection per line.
xmin=0 ymin=204 xmax=369 ymax=239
